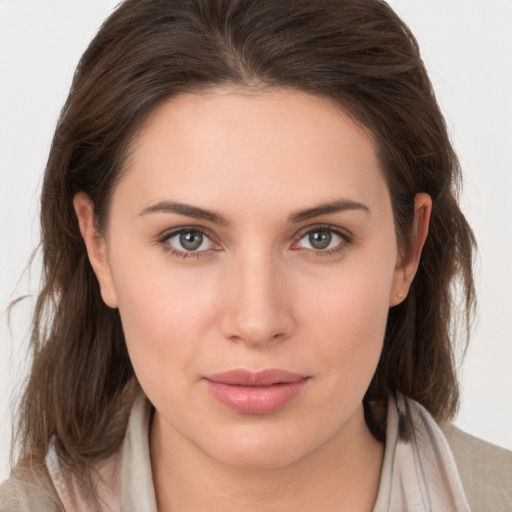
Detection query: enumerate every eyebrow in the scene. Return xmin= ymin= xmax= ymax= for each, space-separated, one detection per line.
xmin=288 ymin=199 xmax=370 ymax=223
xmin=138 ymin=201 xmax=230 ymax=226
xmin=138 ymin=198 xmax=370 ymax=225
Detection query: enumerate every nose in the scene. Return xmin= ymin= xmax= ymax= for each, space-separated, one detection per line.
xmin=219 ymin=250 xmax=295 ymax=348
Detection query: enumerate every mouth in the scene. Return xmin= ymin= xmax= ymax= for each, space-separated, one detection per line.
xmin=203 ymin=369 xmax=310 ymax=414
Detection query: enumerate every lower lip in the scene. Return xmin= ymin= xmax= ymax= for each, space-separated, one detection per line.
xmin=204 ymin=379 xmax=309 ymax=414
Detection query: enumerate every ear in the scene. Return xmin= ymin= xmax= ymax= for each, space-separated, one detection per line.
xmin=389 ymin=193 xmax=432 ymax=307
xmin=73 ymin=192 xmax=118 ymax=308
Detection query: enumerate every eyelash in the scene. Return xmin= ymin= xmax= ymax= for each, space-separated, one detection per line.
xmin=157 ymin=227 xmax=219 ymax=260
xmin=292 ymin=225 xmax=353 ymax=258
xmin=157 ymin=225 xmax=353 ymax=260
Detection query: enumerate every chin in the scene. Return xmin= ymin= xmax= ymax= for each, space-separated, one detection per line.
xmin=212 ymin=444 xmax=305 ymax=470
xmin=198 ymin=422 xmax=318 ymax=470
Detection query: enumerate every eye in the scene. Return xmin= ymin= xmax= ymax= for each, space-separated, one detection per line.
xmin=162 ymin=228 xmax=218 ymax=254
xmin=294 ymin=227 xmax=348 ymax=252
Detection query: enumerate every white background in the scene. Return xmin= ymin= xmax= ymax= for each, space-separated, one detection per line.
xmin=1 ymin=0 xmax=511 ymax=480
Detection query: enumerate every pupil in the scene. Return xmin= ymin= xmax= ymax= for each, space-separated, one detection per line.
xmin=309 ymin=230 xmax=331 ymax=249
xmin=180 ymin=231 xmax=203 ymax=251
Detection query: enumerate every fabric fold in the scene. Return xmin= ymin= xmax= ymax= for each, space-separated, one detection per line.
xmin=373 ymin=394 xmax=471 ymax=511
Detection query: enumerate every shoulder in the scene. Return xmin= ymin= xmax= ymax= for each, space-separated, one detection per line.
xmin=0 ymin=466 xmax=63 ymax=512
xmin=442 ymin=423 xmax=512 ymax=512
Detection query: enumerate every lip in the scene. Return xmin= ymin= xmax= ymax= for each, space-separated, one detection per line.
xmin=203 ymin=369 xmax=310 ymax=414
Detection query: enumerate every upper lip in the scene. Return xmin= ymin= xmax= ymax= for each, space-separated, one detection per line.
xmin=204 ymin=369 xmax=309 ymax=386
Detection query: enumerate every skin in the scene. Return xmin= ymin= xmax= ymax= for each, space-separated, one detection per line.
xmin=75 ymin=87 xmax=431 ymax=512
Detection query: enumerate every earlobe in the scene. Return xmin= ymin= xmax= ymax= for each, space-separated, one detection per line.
xmin=73 ymin=192 xmax=118 ymax=308
xmin=390 ymin=193 xmax=432 ymax=307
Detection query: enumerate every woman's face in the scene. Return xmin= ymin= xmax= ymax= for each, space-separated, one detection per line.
xmin=78 ymin=87 xmax=425 ymax=468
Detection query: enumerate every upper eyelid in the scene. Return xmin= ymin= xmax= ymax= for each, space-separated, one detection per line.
xmin=158 ymin=225 xmax=217 ymax=242
xmin=294 ymin=223 xmax=353 ymax=241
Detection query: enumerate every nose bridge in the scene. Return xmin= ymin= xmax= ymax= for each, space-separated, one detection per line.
xmin=221 ymin=246 xmax=293 ymax=346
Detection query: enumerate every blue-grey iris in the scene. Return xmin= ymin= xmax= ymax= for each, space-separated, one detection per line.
xmin=309 ymin=229 xmax=331 ymax=249
xmin=180 ymin=230 xmax=203 ymax=251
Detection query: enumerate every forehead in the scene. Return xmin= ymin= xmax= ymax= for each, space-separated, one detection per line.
xmin=116 ymin=87 xmax=390 ymax=220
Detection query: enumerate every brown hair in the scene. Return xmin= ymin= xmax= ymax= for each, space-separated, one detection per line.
xmin=13 ymin=0 xmax=475 ymax=487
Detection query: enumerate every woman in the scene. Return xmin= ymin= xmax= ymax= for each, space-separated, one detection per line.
xmin=1 ymin=0 xmax=511 ymax=510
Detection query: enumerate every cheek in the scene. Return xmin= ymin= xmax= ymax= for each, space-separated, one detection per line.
xmin=299 ymin=250 xmax=395 ymax=381
xmin=107 ymin=249 xmax=221 ymax=389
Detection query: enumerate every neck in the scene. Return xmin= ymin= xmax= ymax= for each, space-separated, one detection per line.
xmin=150 ymin=406 xmax=384 ymax=512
